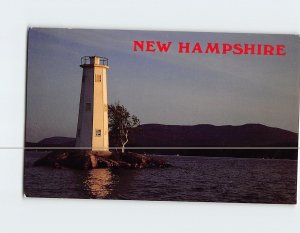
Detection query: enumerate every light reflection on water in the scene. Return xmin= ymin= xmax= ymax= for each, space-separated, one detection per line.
xmin=83 ymin=169 xmax=115 ymax=198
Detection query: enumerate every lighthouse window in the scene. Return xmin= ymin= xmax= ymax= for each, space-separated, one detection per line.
xmin=85 ymin=103 xmax=91 ymax=111
xmin=95 ymin=74 xmax=101 ymax=82
xmin=95 ymin=129 xmax=101 ymax=137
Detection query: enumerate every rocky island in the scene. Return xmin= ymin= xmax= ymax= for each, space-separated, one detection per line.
xmin=34 ymin=150 xmax=170 ymax=170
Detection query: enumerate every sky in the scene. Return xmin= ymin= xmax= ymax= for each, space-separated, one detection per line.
xmin=26 ymin=28 xmax=300 ymax=142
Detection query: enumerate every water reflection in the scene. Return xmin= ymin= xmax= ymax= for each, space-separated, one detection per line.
xmin=24 ymin=151 xmax=297 ymax=203
xmin=83 ymin=168 xmax=116 ymax=198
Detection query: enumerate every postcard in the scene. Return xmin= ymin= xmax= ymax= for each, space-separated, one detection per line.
xmin=24 ymin=28 xmax=299 ymax=203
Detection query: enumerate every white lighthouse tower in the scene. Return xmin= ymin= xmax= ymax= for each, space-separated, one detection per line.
xmin=75 ymin=56 xmax=109 ymax=151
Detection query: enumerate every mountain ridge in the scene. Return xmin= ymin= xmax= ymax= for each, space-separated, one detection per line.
xmin=127 ymin=123 xmax=298 ymax=147
xmin=26 ymin=123 xmax=298 ymax=147
xmin=25 ymin=123 xmax=298 ymax=159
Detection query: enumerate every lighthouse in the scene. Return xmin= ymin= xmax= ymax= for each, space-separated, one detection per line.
xmin=75 ymin=56 xmax=109 ymax=151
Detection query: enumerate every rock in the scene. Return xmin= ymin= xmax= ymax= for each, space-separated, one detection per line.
xmin=33 ymin=150 xmax=171 ymax=170
xmin=89 ymin=150 xmax=112 ymax=158
xmin=89 ymin=154 xmax=98 ymax=168
xmin=122 ymin=152 xmax=170 ymax=168
xmin=34 ymin=150 xmax=94 ymax=170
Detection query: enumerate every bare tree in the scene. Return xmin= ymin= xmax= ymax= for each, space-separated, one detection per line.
xmin=108 ymin=102 xmax=140 ymax=154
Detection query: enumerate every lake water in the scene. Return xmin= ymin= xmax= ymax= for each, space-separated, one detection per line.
xmin=24 ymin=151 xmax=297 ymax=204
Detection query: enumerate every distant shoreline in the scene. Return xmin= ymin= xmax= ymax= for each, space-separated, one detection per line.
xmin=25 ymin=123 xmax=298 ymax=160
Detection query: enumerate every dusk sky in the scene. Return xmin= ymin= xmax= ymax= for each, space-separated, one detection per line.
xmin=26 ymin=28 xmax=299 ymax=142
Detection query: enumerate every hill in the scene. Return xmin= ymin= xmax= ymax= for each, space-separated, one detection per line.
xmin=127 ymin=123 xmax=298 ymax=159
xmin=127 ymin=123 xmax=298 ymax=147
xmin=26 ymin=137 xmax=75 ymax=147
xmin=25 ymin=124 xmax=298 ymax=159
